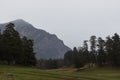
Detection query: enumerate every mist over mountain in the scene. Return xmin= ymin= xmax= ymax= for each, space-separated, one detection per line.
xmin=0 ymin=19 xmax=71 ymax=59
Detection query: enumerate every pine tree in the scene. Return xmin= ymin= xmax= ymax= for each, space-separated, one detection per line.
xmin=64 ymin=50 xmax=74 ymax=66
xmin=111 ymin=33 xmax=120 ymax=66
xmin=97 ymin=37 xmax=106 ymax=66
xmin=89 ymin=35 xmax=97 ymax=64
xmin=22 ymin=36 xmax=36 ymax=66
xmin=2 ymin=23 xmax=22 ymax=65
xmin=105 ymin=34 xmax=120 ymax=66
xmin=73 ymin=47 xmax=82 ymax=68
xmin=1 ymin=23 xmax=36 ymax=66
xmin=105 ymin=36 xmax=113 ymax=66
xmin=0 ymin=30 xmax=3 ymax=61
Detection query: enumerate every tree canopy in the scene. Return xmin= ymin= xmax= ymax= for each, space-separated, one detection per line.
xmin=64 ymin=33 xmax=120 ymax=68
xmin=0 ymin=23 xmax=36 ymax=66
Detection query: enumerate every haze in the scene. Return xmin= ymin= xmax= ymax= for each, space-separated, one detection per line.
xmin=0 ymin=0 xmax=120 ymax=48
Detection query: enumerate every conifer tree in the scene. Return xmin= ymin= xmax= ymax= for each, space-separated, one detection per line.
xmin=111 ymin=33 xmax=120 ymax=66
xmin=89 ymin=35 xmax=97 ymax=64
xmin=97 ymin=37 xmax=106 ymax=66
xmin=2 ymin=23 xmax=22 ymax=64
xmin=22 ymin=36 xmax=36 ymax=66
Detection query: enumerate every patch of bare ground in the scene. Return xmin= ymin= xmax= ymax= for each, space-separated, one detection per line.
xmin=64 ymin=78 xmax=78 ymax=80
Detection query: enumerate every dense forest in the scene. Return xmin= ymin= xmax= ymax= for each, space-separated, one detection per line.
xmin=0 ymin=23 xmax=120 ymax=69
xmin=64 ymin=33 xmax=120 ymax=68
xmin=38 ymin=33 xmax=120 ymax=69
xmin=64 ymin=34 xmax=120 ymax=68
xmin=0 ymin=23 xmax=36 ymax=66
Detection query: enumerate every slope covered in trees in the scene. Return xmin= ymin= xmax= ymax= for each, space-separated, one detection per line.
xmin=0 ymin=23 xmax=36 ymax=66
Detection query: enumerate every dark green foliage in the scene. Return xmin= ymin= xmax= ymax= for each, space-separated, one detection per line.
xmin=0 ymin=30 xmax=4 ymax=61
xmin=37 ymin=59 xmax=62 ymax=69
xmin=82 ymin=40 xmax=90 ymax=64
xmin=0 ymin=23 xmax=36 ymax=66
xmin=111 ymin=33 xmax=120 ymax=66
xmin=73 ymin=47 xmax=84 ymax=68
xmin=21 ymin=36 xmax=36 ymax=66
xmin=90 ymin=36 xmax=97 ymax=54
xmin=105 ymin=33 xmax=120 ymax=66
xmin=64 ymin=44 xmax=91 ymax=68
xmin=89 ymin=35 xmax=97 ymax=64
xmin=105 ymin=36 xmax=113 ymax=65
xmin=64 ymin=50 xmax=74 ymax=66
xmin=97 ymin=37 xmax=106 ymax=66
xmin=64 ymin=33 xmax=120 ymax=68
xmin=2 ymin=23 xmax=22 ymax=65
xmin=45 ymin=59 xmax=58 ymax=69
xmin=64 ymin=47 xmax=83 ymax=68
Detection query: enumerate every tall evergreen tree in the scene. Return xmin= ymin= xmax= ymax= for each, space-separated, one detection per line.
xmin=106 ymin=34 xmax=120 ymax=66
xmin=89 ymin=35 xmax=97 ymax=64
xmin=22 ymin=36 xmax=36 ymax=66
xmin=105 ymin=36 xmax=113 ymax=66
xmin=82 ymin=40 xmax=89 ymax=64
xmin=73 ymin=47 xmax=82 ymax=68
xmin=2 ymin=23 xmax=22 ymax=64
xmin=1 ymin=23 xmax=36 ymax=66
xmin=111 ymin=33 xmax=120 ymax=66
xmin=64 ymin=50 xmax=74 ymax=66
xmin=97 ymin=37 xmax=106 ymax=66
xmin=0 ymin=30 xmax=3 ymax=61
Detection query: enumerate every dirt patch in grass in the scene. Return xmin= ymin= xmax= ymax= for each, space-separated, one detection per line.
xmin=65 ymin=78 xmax=79 ymax=80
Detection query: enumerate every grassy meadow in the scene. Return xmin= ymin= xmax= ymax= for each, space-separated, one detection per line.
xmin=0 ymin=65 xmax=120 ymax=80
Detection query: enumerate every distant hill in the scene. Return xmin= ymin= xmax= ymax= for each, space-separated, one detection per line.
xmin=0 ymin=19 xmax=71 ymax=59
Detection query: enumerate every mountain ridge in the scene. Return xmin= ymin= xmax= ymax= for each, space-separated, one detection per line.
xmin=0 ymin=19 xmax=71 ymax=59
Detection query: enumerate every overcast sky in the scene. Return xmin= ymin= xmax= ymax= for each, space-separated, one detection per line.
xmin=0 ymin=0 xmax=120 ymax=48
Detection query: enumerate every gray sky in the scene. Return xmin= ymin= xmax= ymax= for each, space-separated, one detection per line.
xmin=0 ymin=0 xmax=120 ymax=48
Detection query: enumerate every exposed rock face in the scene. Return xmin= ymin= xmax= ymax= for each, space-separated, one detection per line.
xmin=0 ymin=19 xmax=71 ymax=59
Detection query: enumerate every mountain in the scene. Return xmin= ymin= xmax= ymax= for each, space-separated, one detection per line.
xmin=0 ymin=19 xmax=71 ymax=59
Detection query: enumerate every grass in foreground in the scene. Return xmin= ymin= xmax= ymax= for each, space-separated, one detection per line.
xmin=0 ymin=65 xmax=120 ymax=80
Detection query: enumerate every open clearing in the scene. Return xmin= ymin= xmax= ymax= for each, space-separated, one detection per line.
xmin=0 ymin=65 xmax=120 ymax=80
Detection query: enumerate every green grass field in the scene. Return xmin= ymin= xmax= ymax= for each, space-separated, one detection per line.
xmin=0 ymin=65 xmax=120 ymax=80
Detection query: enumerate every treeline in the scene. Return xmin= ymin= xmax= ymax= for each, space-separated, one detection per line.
xmin=0 ymin=23 xmax=36 ymax=66
xmin=1 ymin=23 xmax=120 ymax=68
xmin=37 ymin=59 xmax=64 ymax=69
xmin=64 ymin=34 xmax=120 ymax=68
xmin=37 ymin=33 xmax=120 ymax=69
